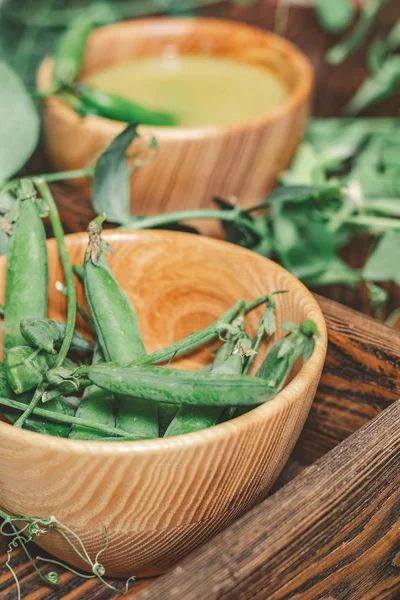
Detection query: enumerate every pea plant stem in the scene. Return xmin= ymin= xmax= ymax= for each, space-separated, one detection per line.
xmin=35 ymin=180 xmax=76 ymax=367
xmin=342 ymin=214 xmax=400 ymax=229
xmin=0 ymin=396 xmax=145 ymax=439
xmin=4 ymin=168 xmax=93 ymax=190
xmin=121 ymin=208 xmax=256 ymax=231
xmin=35 ymin=168 xmax=94 ymax=183
xmin=14 ymin=384 xmax=46 ymax=428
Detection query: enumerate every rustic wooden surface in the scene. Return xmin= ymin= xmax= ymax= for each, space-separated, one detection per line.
xmin=296 ymin=295 xmax=400 ymax=463
xmin=0 ymin=230 xmax=327 ymax=578
xmin=136 ymin=399 xmax=400 ymax=600
xmin=1 ymin=295 xmax=399 ymax=599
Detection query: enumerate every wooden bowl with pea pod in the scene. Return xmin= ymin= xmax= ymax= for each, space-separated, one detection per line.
xmin=0 ymin=230 xmax=326 ymax=577
xmin=37 ymin=17 xmax=313 ymax=233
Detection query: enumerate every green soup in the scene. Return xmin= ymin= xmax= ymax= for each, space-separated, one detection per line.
xmin=83 ymin=55 xmax=288 ymax=127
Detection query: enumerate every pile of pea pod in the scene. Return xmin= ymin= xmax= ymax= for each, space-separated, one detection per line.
xmin=46 ymin=15 xmax=176 ymax=126
xmin=0 ymin=180 xmax=320 ymax=441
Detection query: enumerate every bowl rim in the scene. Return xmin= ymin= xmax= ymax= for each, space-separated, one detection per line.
xmin=0 ymin=229 xmax=327 ymax=456
xmin=37 ymin=16 xmax=314 ymax=139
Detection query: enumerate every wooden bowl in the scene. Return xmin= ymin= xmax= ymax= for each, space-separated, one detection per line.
xmin=0 ymin=230 xmax=326 ymax=577
xmin=37 ymin=18 xmax=313 ymax=231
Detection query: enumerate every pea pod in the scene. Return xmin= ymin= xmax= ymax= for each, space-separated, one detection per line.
xmin=164 ymin=334 xmax=247 ymax=437
xmin=52 ymin=16 xmax=95 ymax=87
xmin=0 ymin=395 xmax=147 ymax=440
xmin=69 ymin=344 xmax=116 ymax=441
xmin=81 ymin=363 xmax=273 ymax=407
xmin=81 ymin=320 xmax=320 ymax=407
xmin=0 ymin=363 xmax=75 ymax=437
xmin=164 ymin=308 xmax=246 ymax=437
xmin=4 ymin=180 xmax=47 ymax=350
xmin=5 ymin=346 xmax=75 ymax=395
xmin=84 ymin=215 xmax=158 ymax=438
xmin=72 ymin=84 xmax=177 ymax=126
xmin=45 ymin=295 xmax=267 ymax=398
xmin=20 ymin=318 xmax=93 ymax=354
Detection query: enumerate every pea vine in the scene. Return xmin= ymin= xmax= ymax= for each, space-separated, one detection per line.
xmin=0 ymin=508 xmax=135 ymax=599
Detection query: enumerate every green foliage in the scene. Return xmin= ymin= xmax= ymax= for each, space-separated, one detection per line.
xmin=0 ymin=60 xmax=39 ymax=183
xmin=315 ymin=0 xmax=355 ymax=34
xmin=92 ymin=123 xmax=139 ymax=223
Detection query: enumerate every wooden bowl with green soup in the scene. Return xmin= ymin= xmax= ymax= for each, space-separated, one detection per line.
xmin=37 ymin=18 xmax=313 ymax=230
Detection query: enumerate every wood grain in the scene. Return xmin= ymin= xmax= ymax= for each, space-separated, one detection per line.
xmin=0 ymin=230 xmax=326 ymax=578
xmin=296 ymin=295 xmax=400 ymax=463
xmin=37 ymin=17 xmax=313 ymax=233
xmin=0 ymin=294 xmax=398 ymax=599
xmin=135 ymin=399 xmax=400 ymax=600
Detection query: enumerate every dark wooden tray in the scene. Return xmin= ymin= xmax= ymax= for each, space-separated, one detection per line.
xmin=1 ymin=295 xmax=399 ymax=599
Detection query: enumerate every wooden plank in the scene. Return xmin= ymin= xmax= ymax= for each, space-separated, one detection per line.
xmin=135 ymin=400 xmax=400 ymax=600
xmin=297 ymin=295 xmax=400 ymax=463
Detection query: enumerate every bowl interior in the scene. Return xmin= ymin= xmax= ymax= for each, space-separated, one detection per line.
xmin=77 ymin=18 xmax=306 ymax=95
xmin=0 ymin=230 xmax=325 ymax=378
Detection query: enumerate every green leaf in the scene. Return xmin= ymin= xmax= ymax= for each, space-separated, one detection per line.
xmin=0 ymin=60 xmax=39 ymax=183
xmin=362 ymin=230 xmax=400 ymax=284
xmin=325 ymin=0 xmax=384 ymax=65
xmin=366 ymin=281 xmax=388 ymax=308
xmin=345 ymin=56 xmax=400 ymax=114
xmin=280 ymin=143 xmax=321 ymax=185
xmin=92 ymin=123 xmax=139 ymax=224
xmin=315 ymin=0 xmax=354 ymax=33
xmin=303 ymin=337 xmax=316 ymax=362
xmin=262 ymin=301 xmax=276 ymax=337
xmin=213 ymin=197 xmax=258 ymax=247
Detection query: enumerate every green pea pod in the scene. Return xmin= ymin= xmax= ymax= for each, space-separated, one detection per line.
xmin=20 ymin=318 xmax=93 ymax=354
xmin=83 ymin=363 xmax=273 ymax=407
xmin=69 ymin=343 xmax=116 ymax=440
xmin=5 ymin=346 xmax=76 ymax=395
xmin=82 ymin=320 xmax=320 ymax=408
xmin=52 ymin=16 xmax=95 ymax=87
xmin=0 ymin=363 xmax=74 ymax=437
xmin=74 ymin=84 xmax=177 ymax=126
xmin=158 ymin=403 xmax=179 ymax=437
xmin=4 ymin=180 xmax=48 ymax=350
xmin=164 ymin=336 xmax=245 ymax=437
xmin=84 ymin=216 xmax=158 ymax=438
xmin=45 ymin=295 xmax=267 ymax=399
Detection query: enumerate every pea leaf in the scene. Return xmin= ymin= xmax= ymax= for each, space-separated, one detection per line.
xmin=264 ymin=184 xmax=342 ymax=206
xmin=262 ymin=299 xmax=276 ymax=336
xmin=280 ymin=143 xmax=321 ymax=185
xmin=315 ymin=0 xmax=354 ymax=33
xmin=0 ymin=60 xmax=39 ymax=183
xmin=325 ymin=0 xmax=384 ymax=65
xmin=362 ymin=230 xmax=400 ymax=284
xmin=345 ymin=56 xmax=400 ymax=114
xmin=213 ymin=197 xmax=258 ymax=247
xmin=92 ymin=123 xmax=139 ymax=224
